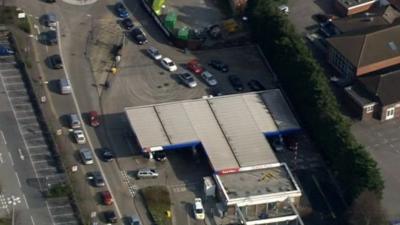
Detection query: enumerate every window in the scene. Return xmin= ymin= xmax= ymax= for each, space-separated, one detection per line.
xmin=365 ymin=105 xmax=374 ymax=113
xmin=386 ymin=107 xmax=395 ymax=120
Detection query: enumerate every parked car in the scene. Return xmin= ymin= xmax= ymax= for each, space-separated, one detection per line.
xmin=201 ymin=71 xmax=217 ymax=86
xmin=49 ymin=54 xmax=63 ymax=69
xmin=271 ymin=136 xmax=285 ymax=152
xmin=80 ymin=148 xmax=94 ymax=165
xmin=210 ymin=87 xmax=223 ymax=96
xmin=73 ymin=129 xmax=86 ymax=144
xmin=88 ymin=111 xmax=100 ymax=127
xmin=137 ymin=168 xmax=159 ymax=179
xmin=104 ymin=211 xmax=117 ymax=223
xmin=193 ymin=198 xmax=205 ymax=220
xmin=59 ymin=79 xmax=72 ymax=95
xmin=208 ymin=59 xmax=228 ymax=72
xmin=129 ymin=215 xmax=142 ymax=225
xmin=131 ymin=27 xmax=147 ymax=45
xmin=101 ymin=190 xmax=113 ymax=205
xmin=187 ymin=59 xmax=204 ymax=75
xmin=121 ymin=18 xmax=134 ymax=30
xmin=247 ymin=80 xmax=265 ymax=91
xmin=160 ymin=57 xmax=177 ymax=71
xmin=69 ymin=113 xmax=81 ymax=129
xmin=153 ymin=151 xmax=166 ymax=162
xmin=0 ymin=45 xmax=14 ymax=56
xmin=44 ymin=30 xmax=57 ymax=45
xmin=228 ymin=75 xmax=244 ymax=91
xmin=115 ymin=2 xmax=129 ymax=18
xmin=146 ymin=46 xmax=162 ymax=60
xmin=43 ymin=13 xmax=57 ymax=28
xmin=101 ymin=148 xmax=114 ymax=162
xmin=178 ymin=72 xmax=197 ymax=88
xmin=88 ymin=171 xmax=105 ymax=187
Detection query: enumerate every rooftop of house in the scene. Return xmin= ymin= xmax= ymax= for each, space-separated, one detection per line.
xmin=337 ymin=0 xmax=378 ymax=8
xmin=327 ymin=24 xmax=400 ymax=67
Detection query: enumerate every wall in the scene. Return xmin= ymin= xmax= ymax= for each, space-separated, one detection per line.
xmin=379 ymin=103 xmax=400 ymax=121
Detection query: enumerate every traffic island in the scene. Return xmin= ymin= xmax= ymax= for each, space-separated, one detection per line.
xmin=141 ymin=186 xmax=172 ymax=225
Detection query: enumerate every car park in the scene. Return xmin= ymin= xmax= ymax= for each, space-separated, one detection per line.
xmin=115 ymin=2 xmax=129 ymax=18
xmin=201 ymin=71 xmax=217 ymax=86
xmin=101 ymin=191 xmax=113 ymax=205
xmin=80 ymin=148 xmax=94 ymax=165
xmin=160 ymin=57 xmax=177 ymax=72
xmin=178 ymin=72 xmax=197 ymax=88
xmin=137 ymin=168 xmax=159 ymax=179
xmin=187 ymin=59 xmax=205 ymax=75
xmin=121 ymin=18 xmax=134 ymax=30
xmin=43 ymin=13 xmax=57 ymax=28
xmin=73 ymin=129 xmax=86 ymax=144
xmin=104 ymin=211 xmax=117 ymax=223
xmin=193 ymin=198 xmax=205 ymax=220
xmin=228 ymin=75 xmax=244 ymax=91
xmin=129 ymin=215 xmax=142 ymax=225
xmin=88 ymin=171 xmax=105 ymax=187
xmin=247 ymin=79 xmax=265 ymax=91
xmin=147 ymin=46 xmax=162 ymax=60
xmin=49 ymin=54 xmax=63 ymax=69
xmin=69 ymin=113 xmax=81 ymax=129
xmin=131 ymin=27 xmax=147 ymax=45
xmin=101 ymin=148 xmax=114 ymax=162
xmin=208 ymin=59 xmax=228 ymax=72
xmin=88 ymin=111 xmax=100 ymax=127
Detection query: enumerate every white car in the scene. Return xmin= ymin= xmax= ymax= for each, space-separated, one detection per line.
xmin=193 ymin=198 xmax=205 ymax=220
xmin=73 ymin=129 xmax=86 ymax=144
xmin=147 ymin=46 xmax=162 ymax=60
xmin=201 ymin=71 xmax=217 ymax=86
xmin=160 ymin=57 xmax=177 ymax=72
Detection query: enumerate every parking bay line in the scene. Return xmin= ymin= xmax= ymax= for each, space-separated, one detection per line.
xmin=0 ymin=130 xmax=6 ymax=144
xmin=15 ymin=172 xmax=22 ymax=188
xmin=30 ymin=216 xmax=36 ymax=225
xmin=23 ymin=194 xmax=29 ymax=209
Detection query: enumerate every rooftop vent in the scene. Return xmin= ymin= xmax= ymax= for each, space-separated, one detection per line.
xmin=388 ymin=41 xmax=398 ymax=51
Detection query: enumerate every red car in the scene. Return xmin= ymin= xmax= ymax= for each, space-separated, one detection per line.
xmin=101 ymin=190 xmax=113 ymax=205
xmin=187 ymin=59 xmax=204 ymax=75
xmin=88 ymin=111 xmax=100 ymax=127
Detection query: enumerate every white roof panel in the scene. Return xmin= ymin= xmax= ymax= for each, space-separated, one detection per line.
xmin=242 ymin=94 xmax=278 ymax=133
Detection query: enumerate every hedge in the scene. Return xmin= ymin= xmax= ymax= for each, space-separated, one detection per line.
xmin=141 ymin=186 xmax=172 ymax=225
xmin=247 ymin=0 xmax=384 ymax=202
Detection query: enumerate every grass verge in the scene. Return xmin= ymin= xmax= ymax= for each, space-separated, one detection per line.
xmin=141 ymin=186 xmax=172 ymax=225
xmin=0 ymin=217 xmax=11 ymax=225
xmin=0 ymin=6 xmax=31 ymax=34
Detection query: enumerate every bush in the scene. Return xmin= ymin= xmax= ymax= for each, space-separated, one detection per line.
xmin=141 ymin=186 xmax=172 ymax=225
xmin=0 ymin=6 xmax=31 ymax=34
xmin=47 ymin=183 xmax=72 ymax=198
xmin=247 ymin=0 xmax=384 ymax=202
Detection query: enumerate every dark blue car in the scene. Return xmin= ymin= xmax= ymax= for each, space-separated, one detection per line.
xmin=0 ymin=45 xmax=14 ymax=56
xmin=115 ymin=2 xmax=129 ymax=18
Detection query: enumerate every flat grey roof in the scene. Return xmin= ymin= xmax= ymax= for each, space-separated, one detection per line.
xmin=125 ymin=90 xmax=299 ymax=171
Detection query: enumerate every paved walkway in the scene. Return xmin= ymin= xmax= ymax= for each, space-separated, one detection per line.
xmin=62 ymin=0 xmax=98 ymax=5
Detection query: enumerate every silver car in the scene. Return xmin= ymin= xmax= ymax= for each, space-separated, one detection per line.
xmin=201 ymin=71 xmax=217 ymax=86
xmin=146 ymin=46 xmax=162 ymax=60
xmin=137 ymin=168 xmax=159 ymax=179
xmin=178 ymin=73 xmax=197 ymax=88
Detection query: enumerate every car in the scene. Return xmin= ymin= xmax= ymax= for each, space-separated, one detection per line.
xmin=247 ymin=80 xmax=265 ymax=91
xmin=271 ymin=136 xmax=285 ymax=152
xmin=73 ymin=129 xmax=86 ymax=144
xmin=104 ymin=211 xmax=117 ymax=223
xmin=80 ymin=148 xmax=94 ymax=165
xmin=101 ymin=190 xmax=113 ymax=205
xmin=208 ymin=59 xmax=228 ymax=72
xmin=44 ymin=30 xmax=57 ymax=45
xmin=131 ymin=27 xmax=147 ymax=45
xmin=69 ymin=113 xmax=81 ymax=129
xmin=228 ymin=75 xmax=244 ymax=91
xmin=121 ymin=18 xmax=134 ymax=30
xmin=187 ymin=59 xmax=205 ymax=75
xmin=137 ymin=168 xmax=159 ymax=179
xmin=153 ymin=151 xmax=166 ymax=162
xmin=115 ymin=2 xmax=129 ymax=18
xmin=193 ymin=198 xmax=205 ymax=220
xmin=0 ymin=45 xmax=14 ymax=56
xmin=278 ymin=5 xmax=289 ymax=14
xmin=178 ymin=73 xmax=197 ymax=88
xmin=201 ymin=71 xmax=217 ymax=86
xmin=129 ymin=216 xmax=142 ymax=225
xmin=147 ymin=46 xmax=162 ymax=60
xmin=160 ymin=57 xmax=177 ymax=71
xmin=88 ymin=111 xmax=100 ymax=127
xmin=43 ymin=13 xmax=57 ymax=28
xmin=49 ymin=54 xmax=63 ymax=69
xmin=210 ymin=87 xmax=223 ymax=96
xmin=313 ymin=13 xmax=335 ymax=25
xmin=101 ymin=148 xmax=114 ymax=162
xmin=88 ymin=171 xmax=105 ymax=187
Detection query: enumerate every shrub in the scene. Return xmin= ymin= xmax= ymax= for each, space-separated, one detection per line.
xmin=141 ymin=186 xmax=172 ymax=225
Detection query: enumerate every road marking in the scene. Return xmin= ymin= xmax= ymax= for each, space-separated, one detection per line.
xmin=8 ymin=152 xmax=14 ymax=166
xmin=56 ymin=21 xmax=123 ymax=218
xmin=17 ymin=148 xmax=25 ymax=160
xmin=0 ymin=130 xmax=6 ymax=145
xmin=15 ymin=172 xmax=22 ymax=188
xmin=0 ymin=153 xmax=3 ymax=164
xmin=45 ymin=201 xmax=56 ymax=225
xmin=30 ymin=216 xmax=36 ymax=225
xmin=312 ymin=175 xmax=336 ymax=219
xmin=52 ymin=213 xmax=74 ymax=218
xmin=23 ymin=194 xmax=29 ymax=209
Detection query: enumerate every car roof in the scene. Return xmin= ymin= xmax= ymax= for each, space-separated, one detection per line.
xmin=163 ymin=57 xmax=172 ymax=62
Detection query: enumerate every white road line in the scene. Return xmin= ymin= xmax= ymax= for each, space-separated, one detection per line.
xmin=30 ymin=216 xmax=36 ymax=225
xmin=22 ymin=194 xmax=29 ymax=209
xmin=8 ymin=152 xmax=14 ymax=166
xmin=27 ymin=144 xmax=47 ymax=148
xmin=56 ymin=22 xmax=123 ymax=219
xmin=45 ymin=201 xmax=56 ymax=225
xmin=48 ymin=205 xmax=70 ymax=209
xmin=0 ymin=130 xmax=6 ymax=144
xmin=52 ymin=213 xmax=74 ymax=218
xmin=15 ymin=172 xmax=22 ymax=188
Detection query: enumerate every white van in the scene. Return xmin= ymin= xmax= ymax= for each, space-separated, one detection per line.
xmin=59 ymin=79 xmax=71 ymax=95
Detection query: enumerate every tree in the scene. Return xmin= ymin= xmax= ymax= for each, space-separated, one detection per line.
xmin=347 ymin=191 xmax=387 ymax=225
